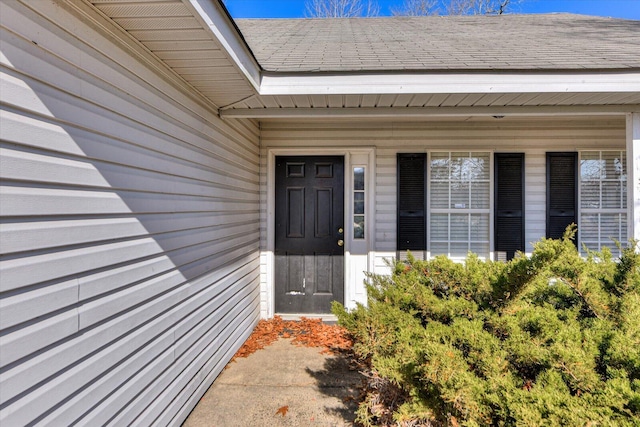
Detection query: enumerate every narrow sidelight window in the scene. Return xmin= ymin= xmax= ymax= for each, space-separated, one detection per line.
xmin=353 ymin=167 xmax=365 ymax=239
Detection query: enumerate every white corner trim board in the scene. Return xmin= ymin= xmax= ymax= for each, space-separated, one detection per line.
xmin=627 ymin=112 xmax=640 ymax=242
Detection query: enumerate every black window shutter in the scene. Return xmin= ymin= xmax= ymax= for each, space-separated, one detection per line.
xmin=495 ymin=153 xmax=525 ymax=260
xmin=546 ymin=152 xmax=578 ymax=243
xmin=397 ymin=153 xmax=426 ymax=250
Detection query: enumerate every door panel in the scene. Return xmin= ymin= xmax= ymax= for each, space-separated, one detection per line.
xmin=275 ymin=156 xmax=344 ymax=313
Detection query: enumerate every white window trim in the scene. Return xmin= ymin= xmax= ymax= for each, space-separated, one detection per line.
xmin=578 ymin=150 xmax=628 ymax=254
xmin=426 ymin=151 xmax=494 ymax=260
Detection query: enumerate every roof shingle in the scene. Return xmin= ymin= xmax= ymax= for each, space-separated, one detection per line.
xmin=235 ymin=14 xmax=640 ymax=72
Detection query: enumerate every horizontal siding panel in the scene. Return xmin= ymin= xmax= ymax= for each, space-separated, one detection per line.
xmin=1 ymin=70 xmax=259 ymax=172
xmin=2 ymin=225 xmax=258 ymax=292
xmin=175 ymin=264 xmax=260 ymax=342
xmin=78 ymin=269 xmax=186 ymax=329
xmin=78 ymin=239 xmax=258 ymax=330
xmin=0 ymin=279 xmax=78 ymax=330
xmin=4 ymin=329 xmax=176 ymax=427
xmin=0 ymin=112 xmax=259 ymax=187
xmin=73 ymin=343 xmax=175 ymax=426
xmin=1 ymin=186 xmax=131 ymax=217
xmin=80 ymin=239 xmax=258 ymax=301
xmin=0 ymin=310 xmax=79 ymax=367
xmin=31 ymin=271 xmax=259 ymax=426
xmin=0 ymin=218 xmax=155 ymax=254
xmin=1 ymin=212 xmax=259 ymax=254
xmin=108 ymin=296 xmax=258 ymax=426
xmin=1 ymin=238 xmax=164 ymax=291
xmin=0 ymin=146 xmax=260 ymax=195
xmin=0 ymin=110 xmax=86 ymax=157
xmin=1 ymin=1 xmax=260 ymax=426
xmin=174 ymin=271 xmax=259 ymax=361
xmin=1 ymin=20 xmax=258 ymax=158
xmin=37 ymin=334 xmax=176 ymax=427
xmin=0 ymin=256 xmax=257 ymax=405
xmin=129 ymin=298 xmax=259 ymax=426
xmin=1 ymin=186 xmax=257 ymax=218
xmin=154 ymin=304 xmax=259 ymax=426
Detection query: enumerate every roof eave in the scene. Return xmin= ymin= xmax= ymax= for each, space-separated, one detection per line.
xmin=184 ymin=0 xmax=262 ymax=91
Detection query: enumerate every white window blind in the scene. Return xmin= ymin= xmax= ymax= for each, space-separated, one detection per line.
xmin=429 ymin=152 xmax=490 ymax=258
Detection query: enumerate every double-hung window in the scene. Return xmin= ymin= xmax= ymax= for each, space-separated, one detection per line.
xmin=579 ymin=151 xmax=627 ymax=254
xmin=430 ymin=152 xmax=491 ymax=258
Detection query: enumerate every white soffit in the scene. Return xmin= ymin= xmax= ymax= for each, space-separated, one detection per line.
xmin=90 ymin=0 xmax=260 ymax=109
xmin=184 ymin=0 xmax=261 ymax=90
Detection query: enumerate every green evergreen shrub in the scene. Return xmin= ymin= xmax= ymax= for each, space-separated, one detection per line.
xmin=334 ymin=227 xmax=640 ymax=426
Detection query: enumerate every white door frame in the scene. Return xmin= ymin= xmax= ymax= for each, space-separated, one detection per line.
xmin=265 ymin=147 xmax=375 ymax=317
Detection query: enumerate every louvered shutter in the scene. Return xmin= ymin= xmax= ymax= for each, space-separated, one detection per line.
xmin=397 ymin=154 xmax=426 ymax=250
xmin=495 ymin=153 xmax=524 ymax=260
xmin=546 ymin=152 xmax=578 ymax=243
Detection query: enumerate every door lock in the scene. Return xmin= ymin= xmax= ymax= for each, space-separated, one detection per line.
xmin=337 ymin=239 xmax=344 ymax=247
xmin=338 ymin=227 xmax=344 ymax=234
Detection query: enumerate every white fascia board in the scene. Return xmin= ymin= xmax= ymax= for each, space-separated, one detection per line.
xmin=185 ymin=0 xmax=261 ymax=91
xmin=259 ymin=71 xmax=640 ymax=95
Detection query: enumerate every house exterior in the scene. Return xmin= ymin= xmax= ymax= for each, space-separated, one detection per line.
xmin=0 ymin=0 xmax=638 ymax=425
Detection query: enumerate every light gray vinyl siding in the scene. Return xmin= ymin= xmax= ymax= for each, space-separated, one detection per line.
xmin=0 ymin=1 xmax=260 ymax=425
xmin=260 ymin=117 xmax=626 ymax=255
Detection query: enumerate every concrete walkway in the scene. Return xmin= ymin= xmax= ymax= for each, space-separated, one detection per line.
xmin=182 ymin=338 xmax=363 ymax=426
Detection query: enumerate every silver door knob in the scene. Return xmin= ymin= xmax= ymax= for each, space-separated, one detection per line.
xmin=337 ymin=239 xmax=344 ymax=247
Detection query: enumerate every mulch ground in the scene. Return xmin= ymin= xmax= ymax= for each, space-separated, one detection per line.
xmin=231 ymin=315 xmax=354 ymax=362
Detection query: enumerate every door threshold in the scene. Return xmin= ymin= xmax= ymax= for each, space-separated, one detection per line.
xmin=275 ymin=313 xmax=338 ymax=323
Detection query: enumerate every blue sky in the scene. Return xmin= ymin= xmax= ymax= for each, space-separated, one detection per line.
xmin=223 ymin=0 xmax=640 ymax=19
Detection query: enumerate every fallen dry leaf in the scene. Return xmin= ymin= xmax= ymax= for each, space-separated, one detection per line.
xmin=230 ymin=316 xmax=353 ymax=363
xmin=275 ymin=405 xmax=289 ymax=417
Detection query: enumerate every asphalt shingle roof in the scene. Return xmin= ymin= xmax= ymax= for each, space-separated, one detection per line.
xmin=235 ymin=14 xmax=640 ymax=72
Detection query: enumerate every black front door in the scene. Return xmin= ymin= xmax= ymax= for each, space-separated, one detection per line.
xmin=275 ymin=156 xmax=344 ymax=313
